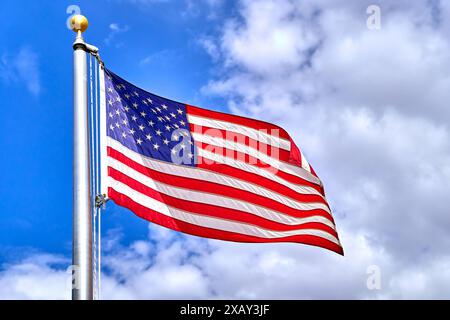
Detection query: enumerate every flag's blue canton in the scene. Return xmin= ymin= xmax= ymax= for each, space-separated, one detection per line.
xmin=105 ymin=69 xmax=196 ymax=166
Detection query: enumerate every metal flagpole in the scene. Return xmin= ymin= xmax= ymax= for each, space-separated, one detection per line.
xmin=71 ymin=14 xmax=93 ymax=300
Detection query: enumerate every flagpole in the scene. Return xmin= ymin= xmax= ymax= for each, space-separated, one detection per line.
xmin=71 ymin=14 xmax=93 ymax=300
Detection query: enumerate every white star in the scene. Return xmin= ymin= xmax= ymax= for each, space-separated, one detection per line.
xmin=131 ymin=115 xmax=138 ymax=122
xmin=122 ymin=119 xmax=128 ymax=125
xmin=173 ymin=134 xmax=179 ymax=141
xmin=124 ymin=106 xmax=130 ymax=112
xmin=156 ymin=107 xmax=161 ymax=112
xmin=142 ymin=100 xmax=148 ymax=105
xmin=109 ymin=124 xmax=115 ymax=130
xmin=107 ymin=87 xmax=113 ymax=93
xmin=132 ymin=102 xmax=138 ymax=109
xmin=163 ymin=139 xmax=169 ymax=145
xmin=173 ymin=124 xmax=179 ymax=129
xmin=116 ymin=96 xmax=122 ymax=102
xmin=155 ymin=129 xmax=162 ymax=136
xmin=115 ymin=109 xmax=120 ymax=115
xmin=165 ymin=125 xmax=171 ymax=131
xmin=146 ymin=134 xmax=152 ymax=140
xmin=171 ymin=148 xmax=177 ymax=155
xmin=148 ymin=120 xmax=155 ymax=127
xmin=153 ymin=143 xmax=159 ymax=150
xmin=188 ymin=152 xmax=193 ymax=159
xmin=180 ymin=144 xmax=186 ymax=149
xmin=177 ymin=108 xmax=183 ymax=114
xmin=161 ymin=104 xmax=168 ymax=110
xmin=147 ymin=98 xmax=153 ymax=104
xmin=151 ymin=109 xmax=157 ymax=114
xmin=136 ymin=138 xmax=143 ymax=145
xmin=108 ymin=99 xmax=113 ymax=106
xmin=157 ymin=116 xmax=164 ymax=122
xmin=115 ymin=122 xmax=120 ymax=128
xmin=134 ymin=91 xmax=139 ymax=97
xmin=124 ymin=94 xmax=130 ymax=99
xmin=138 ymin=124 xmax=145 ymax=131
xmin=165 ymin=116 xmax=170 ymax=121
xmin=170 ymin=112 xmax=176 ymax=118
xmin=180 ymin=120 xmax=186 ymax=126
xmin=140 ymin=111 xmax=147 ymax=118
xmin=122 ymin=132 xmax=126 ymax=138
xmin=129 ymin=128 xmax=136 ymax=135
xmin=109 ymin=112 xmax=113 ymax=118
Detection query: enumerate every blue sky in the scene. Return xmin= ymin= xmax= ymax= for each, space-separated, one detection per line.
xmin=0 ymin=0 xmax=235 ymax=261
xmin=1 ymin=0 xmax=450 ymax=299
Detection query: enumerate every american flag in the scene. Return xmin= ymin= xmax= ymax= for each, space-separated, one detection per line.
xmin=102 ymin=68 xmax=343 ymax=255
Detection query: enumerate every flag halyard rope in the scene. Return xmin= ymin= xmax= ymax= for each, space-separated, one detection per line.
xmin=88 ymin=53 xmax=98 ymax=300
xmin=88 ymin=52 xmax=105 ymax=300
xmin=94 ymin=56 xmax=102 ymax=300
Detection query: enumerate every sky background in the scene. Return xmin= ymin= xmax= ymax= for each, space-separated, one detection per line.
xmin=1 ymin=0 xmax=450 ymax=299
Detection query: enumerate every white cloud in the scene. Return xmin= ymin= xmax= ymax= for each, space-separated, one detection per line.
xmin=0 ymin=47 xmax=41 ymax=95
xmin=220 ymin=0 xmax=320 ymax=75
xmin=3 ymin=224 xmax=450 ymax=299
xmin=139 ymin=49 xmax=180 ymax=66
xmin=198 ymin=36 xmax=220 ymax=61
xmin=0 ymin=254 xmax=69 ymax=299
xmin=105 ymin=23 xmax=130 ymax=46
xmin=182 ymin=0 xmax=225 ymax=19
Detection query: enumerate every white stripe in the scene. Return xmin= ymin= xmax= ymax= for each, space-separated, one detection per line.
xmin=197 ymin=146 xmax=323 ymax=194
xmin=109 ymin=137 xmax=323 ymax=198
xmin=108 ymin=136 xmax=324 ymax=197
xmin=109 ymin=177 xmax=340 ymax=245
xmin=301 ymin=152 xmax=311 ymax=173
xmin=109 ymin=148 xmax=329 ymax=217
xmin=187 ymin=114 xmax=291 ymax=151
xmin=193 ymin=132 xmax=321 ymax=185
xmin=99 ymin=67 xmax=108 ymax=196
xmin=108 ymin=158 xmax=334 ymax=228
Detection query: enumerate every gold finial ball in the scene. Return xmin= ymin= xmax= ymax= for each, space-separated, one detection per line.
xmin=71 ymin=14 xmax=89 ymax=33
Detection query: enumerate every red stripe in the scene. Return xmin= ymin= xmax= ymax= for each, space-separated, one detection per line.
xmin=186 ymin=105 xmax=312 ymax=180
xmin=108 ymin=187 xmax=344 ymax=255
xmin=108 ymin=150 xmax=332 ymax=220
xmin=196 ymin=141 xmax=324 ymax=191
xmin=109 ymin=167 xmax=338 ymax=238
xmin=109 ymin=149 xmax=331 ymax=219
xmin=187 ymin=105 xmax=291 ymax=140
xmin=189 ymin=124 xmax=292 ymax=162
xmin=108 ymin=146 xmax=328 ymax=211
xmin=186 ymin=105 xmax=318 ymax=190
xmin=196 ymin=156 xmax=328 ymax=203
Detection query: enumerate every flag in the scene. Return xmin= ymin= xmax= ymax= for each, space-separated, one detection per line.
xmin=100 ymin=68 xmax=343 ymax=255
